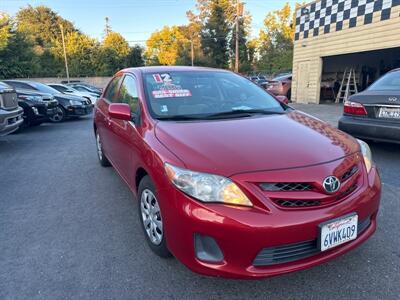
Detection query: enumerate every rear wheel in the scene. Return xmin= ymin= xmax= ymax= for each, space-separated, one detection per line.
xmin=49 ymin=105 xmax=66 ymax=123
xmin=138 ymin=175 xmax=170 ymax=258
xmin=95 ymin=132 xmax=111 ymax=167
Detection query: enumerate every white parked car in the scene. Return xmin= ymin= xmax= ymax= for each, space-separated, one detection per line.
xmin=47 ymin=83 xmax=98 ymax=104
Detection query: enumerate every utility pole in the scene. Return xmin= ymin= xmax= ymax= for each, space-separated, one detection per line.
xmin=104 ymin=17 xmax=110 ymax=36
xmin=59 ymin=23 xmax=70 ymax=83
xmin=235 ymin=0 xmax=244 ymax=73
xmin=191 ymin=39 xmax=194 ymax=66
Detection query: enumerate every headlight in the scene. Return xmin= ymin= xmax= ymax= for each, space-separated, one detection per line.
xmin=165 ymin=163 xmax=253 ymax=207
xmin=69 ymin=100 xmax=82 ymax=106
xmin=357 ymin=139 xmax=372 ymax=173
xmin=19 ymin=95 xmax=43 ymax=102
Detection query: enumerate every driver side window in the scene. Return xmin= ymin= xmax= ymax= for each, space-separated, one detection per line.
xmin=116 ymin=75 xmax=139 ymax=113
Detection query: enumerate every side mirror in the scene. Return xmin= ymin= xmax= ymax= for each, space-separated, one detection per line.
xmin=108 ymin=103 xmax=132 ymax=121
xmin=275 ymin=95 xmax=289 ymax=105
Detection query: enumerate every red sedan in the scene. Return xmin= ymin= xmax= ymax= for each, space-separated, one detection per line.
xmin=93 ymin=66 xmax=381 ymax=279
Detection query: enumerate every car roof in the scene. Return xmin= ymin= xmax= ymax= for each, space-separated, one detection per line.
xmin=122 ymin=66 xmax=231 ymax=75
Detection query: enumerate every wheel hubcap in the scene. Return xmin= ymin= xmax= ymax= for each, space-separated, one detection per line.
xmin=96 ymin=133 xmax=103 ymax=160
xmin=140 ymin=189 xmax=163 ymax=245
xmin=51 ymin=108 xmax=63 ymax=122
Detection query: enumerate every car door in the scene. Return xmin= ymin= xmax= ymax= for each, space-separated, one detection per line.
xmin=95 ymin=75 xmax=122 ymax=165
xmin=108 ymin=74 xmax=142 ymax=185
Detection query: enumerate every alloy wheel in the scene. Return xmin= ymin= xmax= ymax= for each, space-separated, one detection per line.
xmin=140 ymin=189 xmax=163 ymax=245
xmin=96 ymin=133 xmax=103 ymax=160
xmin=49 ymin=107 xmax=64 ymax=122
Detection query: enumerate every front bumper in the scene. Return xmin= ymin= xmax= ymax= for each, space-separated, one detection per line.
xmin=158 ymin=167 xmax=381 ymax=279
xmin=0 ymin=107 xmax=24 ymax=136
xmin=339 ymin=115 xmax=400 ymax=143
xmin=66 ymin=104 xmax=93 ymax=116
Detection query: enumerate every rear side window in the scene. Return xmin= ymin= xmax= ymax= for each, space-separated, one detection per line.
xmin=104 ymin=76 xmax=121 ymax=101
xmin=6 ymin=81 xmax=33 ymax=90
xmin=51 ymin=85 xmax=67 ymax=92
xmin=368 ymin=71 xmax=400 ymax=91
xmin=117 ymin=75 xmax=139 ymax=113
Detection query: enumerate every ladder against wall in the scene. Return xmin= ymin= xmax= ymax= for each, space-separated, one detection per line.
xmin=335 ymin=68 xmax=359 ymax=103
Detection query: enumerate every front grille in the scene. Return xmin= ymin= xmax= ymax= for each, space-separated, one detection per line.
xmin=260 ymin=182 xmax=312 ymax=192
xmin=253 ymin=217 xmax=371 ymax=266
xmin=0 ymin=92 xmax=18 ymax=109
xmin=274 ymin=199 xmax=321 ymax=207
xmin=341 ymin=166 xmax=358 ymax=181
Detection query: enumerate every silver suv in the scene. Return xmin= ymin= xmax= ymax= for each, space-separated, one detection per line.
xmin=0 ymin=82 xmax=24 ymax=136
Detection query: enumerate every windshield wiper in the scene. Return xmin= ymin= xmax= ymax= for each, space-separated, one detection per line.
xmin=156 ymin=115 xmax=206 ymax=121
xmin=203 ymin=109 xmax=285 ymax=119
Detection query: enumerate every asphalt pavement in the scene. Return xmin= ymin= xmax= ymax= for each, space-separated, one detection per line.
xmin=0 ymin=106 xmax=399 ymax=300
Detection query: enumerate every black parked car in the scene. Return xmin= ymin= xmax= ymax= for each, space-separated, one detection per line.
xmin=339 ymin=68 xmax=400 ymax=144
xmin=15 ymin=89 xmax=59 ymax=128
xmin=3 ymin=80 xmax=93 ymax=122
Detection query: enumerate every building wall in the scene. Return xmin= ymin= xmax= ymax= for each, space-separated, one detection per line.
xmin=292 ymin=0 xmax=400 ymax=103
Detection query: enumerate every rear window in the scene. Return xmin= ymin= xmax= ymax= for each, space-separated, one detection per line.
xmin=143 ymin=71 xmax=283 ymax=119
xmin=368 ymin=71 xmax=400 ymax=91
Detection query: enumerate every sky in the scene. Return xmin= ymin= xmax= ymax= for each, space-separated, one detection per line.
xmin=1 ymin=0 xmax=298 ymax=45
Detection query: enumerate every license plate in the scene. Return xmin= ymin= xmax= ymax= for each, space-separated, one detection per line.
xmin=378 ymin=107 xmax=400 ymax=119
xmin=319 ymin=213 xmax=358 ymax=252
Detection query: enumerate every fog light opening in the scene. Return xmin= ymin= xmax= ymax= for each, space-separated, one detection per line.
xmin=194 ymin=234 xmax=224 ymax=263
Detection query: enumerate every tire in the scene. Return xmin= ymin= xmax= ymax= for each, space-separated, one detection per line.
xmin=95 ymin=131 xmax=111 ymax=167
xmin=49 ymin=105 xmax=66 ymax=123
xmin=138 ymin=175 xmax=171 ymax=258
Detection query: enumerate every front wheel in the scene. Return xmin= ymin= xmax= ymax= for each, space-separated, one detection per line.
xmin=49 ymin=105 xmax=66 ymax=123
xmin=138 ymin=175 xmax=170 ymax=258
xmin=95 ymin=132 xmax=111 ymax=167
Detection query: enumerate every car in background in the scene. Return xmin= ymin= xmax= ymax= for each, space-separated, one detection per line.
xmin=265 ymin=74 xmax=292 ymax=100
xmin=47 ymin=83 xmax=98 ymax=104
xmin=94 ymin=66 xmax=380 ymax=279
xmin=15 ymin=89 xmax=59 ymax=128
xmin=339 ymin=68 xmax=400 ymax=144
xmin=66 ymin=82 xmax=102 ymax=97
xmin=0 ymin=82 xmax=24 ymax=136
xmin=3 ymin=80 xmax=93 ymax=123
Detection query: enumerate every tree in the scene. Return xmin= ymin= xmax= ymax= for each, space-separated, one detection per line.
xmin=0 ymin=16 xmax=38 ymax=78
xmin=103 ymin=31 xmax=130 ymax=57
xmin=127 ymin=45 xmax=144 ymax=67
xmin=52 ymin=31 xmax=98 ymax=77
xmin=200 ymin=0 xmax=232 ymax=68
xmin=257 ymin=2 xmax=295 ymax=74
xmin=0 ymin=13 xmax=12 ymax=51
xmin=145 ymin=26 xmax=188 ymax=65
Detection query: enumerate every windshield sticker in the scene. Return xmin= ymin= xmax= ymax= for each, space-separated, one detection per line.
xmin=153 ymin=73 xmax=173 ymax=84
xmin=153 ymin=74 xmax=163 ymax=83
xmin=152 ymin=89 xmax=192 ymax=99
xmin=161 ymin=105 xmax=168 ymax=113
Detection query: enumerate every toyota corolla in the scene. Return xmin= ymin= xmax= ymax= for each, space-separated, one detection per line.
xmin=93 ymin=66 xmax=381 ymax=279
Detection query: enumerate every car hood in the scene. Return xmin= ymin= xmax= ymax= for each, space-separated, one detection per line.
xmin=54 ymin=93 xmax=84 ymax=101
xmin=16 ymin=89 xmax=53 ymax=98
xmin=155 ymin=111 xmax=359 ymax=176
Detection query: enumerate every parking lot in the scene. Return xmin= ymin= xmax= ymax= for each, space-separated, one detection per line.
xmin=1 ymin=104 xmax=399 ymax=300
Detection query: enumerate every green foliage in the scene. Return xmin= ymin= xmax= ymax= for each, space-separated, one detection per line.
xmin=0 ymin=5 xmax=144 ymax=78
xmin=200 ymin=0 xmax=230 ymax=68
xmin=256 ymin=2 xmax=294 ymax=74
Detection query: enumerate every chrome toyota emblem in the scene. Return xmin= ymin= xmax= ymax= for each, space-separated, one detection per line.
xmin=388 ymin=97 xmax=398 ymax=102
xmin=323 ymin=176 xmax=341 ymax=193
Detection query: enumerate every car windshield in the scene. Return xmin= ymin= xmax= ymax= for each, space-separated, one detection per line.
xmin=30 ymin=82 xmax=60 ymax=94
xmin=273 ymin=74 xmax=291 ymax=81
xmin=368 ymin=71 xmax=400 ymax=91
xmin=143 ymin=71 xmax=285 ymax=120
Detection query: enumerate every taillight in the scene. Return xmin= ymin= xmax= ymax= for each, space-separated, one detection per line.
xmin=343 ymin=100 xmax=367 ymax=116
